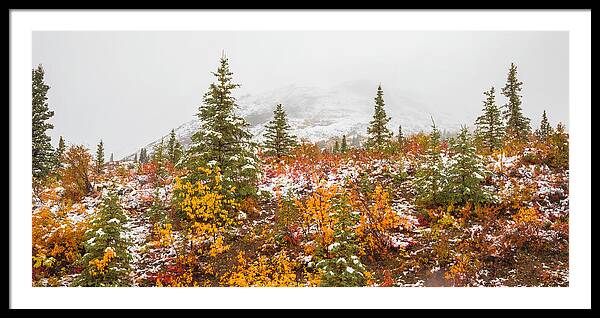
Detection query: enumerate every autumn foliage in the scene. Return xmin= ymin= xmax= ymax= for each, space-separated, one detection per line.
xmin=32 ymin=129 xmax=569 ymax=288
xmin=59 ymin=145 xmax=93 ymax=201
xmin=221 ymin=251 xmax=299 ymax=287
xmin=32 ymin=188 xmax=90 ymax=280
xmin=352 ymin=185 xmax=410 ymax=258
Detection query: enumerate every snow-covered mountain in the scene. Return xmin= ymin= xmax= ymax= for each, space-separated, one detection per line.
xmin=125 ymin=81 xmax=461 ymax=159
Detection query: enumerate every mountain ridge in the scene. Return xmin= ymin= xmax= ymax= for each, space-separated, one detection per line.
xmin=122 ymin=82 xmax=461 ymax=160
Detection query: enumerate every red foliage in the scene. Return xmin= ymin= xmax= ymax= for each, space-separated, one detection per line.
xmin=283 ymin=225 xmax=303 ymax=246
xmin=379 ymin=270 xmax=394 ymax=287
xmin=140 ymin=162 xmax=158 ymax=184
xmin=416 ymin=214 xmax=430 ymax=227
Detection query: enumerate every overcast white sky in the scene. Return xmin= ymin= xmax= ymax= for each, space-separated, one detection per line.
xmin=32 ymin=31 xmax=568 ymax=159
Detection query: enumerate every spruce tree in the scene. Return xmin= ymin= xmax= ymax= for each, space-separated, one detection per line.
xmin=333 ymin=140 xmax=340 ymax=154
xmin=397 ymin=125 xmax=404 ymax=145
xmin=445 ymin=126 xmax=491 ymax=205
xmin=414 ymin=118 xmax=446 ymax=207
xmin=167 ymin=129 xmax=177 ymax=164
xmin=501 ymin=63 xmax=531 ymax=143
xmin=430 ymin=117 xmax=441 ymax=146
xmin=366 ymin=84 xmax=392 ymax=150
xmin=56 ymin=136 xmax=66 ymax=166
xmin=72 ymin=192 xmax=131 ymax=286
xmin=536 ymin=110 xmax=554 ymax=141
xmin=189 ymin=54 xmax=259 ymax=198
xmin=317 ymin=195 xmax=367 ymax=287
xmin=475 ymin=87 xmax=504 ymax=153
xmin=340 ymin=135 xmax=348 ymax=153
xmin=550 ymin=122 xmax=568 ymax=169
xmin=263 ymin=104 xmax=297 ymax=158
xmin=134 ymin=153 xmax=138 ymax=163
xmin=152 ymin=139 xmax=165 ymax=163
xmin=95 ymin=140 xmax=105 ymax=175
xmin=148 ymin=188 xmax=168 ymax=224
xmin=173 ymin=140 xmax=184 ymax=165
xmin=139 ymin=148 xmax=147 ymax=164
xmin=152 ymin=139 xmax=168 ymax=178
xmin=32 ymin=65 xmax=55 ymax=180
xmin=110 ymin=153 xmax=114 ymax=162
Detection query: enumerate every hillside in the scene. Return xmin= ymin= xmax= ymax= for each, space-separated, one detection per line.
xmin=125 ymin=81 xmax=460 ymax=159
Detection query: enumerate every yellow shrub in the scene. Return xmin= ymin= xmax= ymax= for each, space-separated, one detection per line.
xmin=88 ymin=247 xmax=116 ymax=277
xmin=513 ymin=206 xmax=542 ymax=226
xmin=174 ymin=167 xmax=238 ymax=257
xmin=221 ymin=251 xmax=299 ymax=287
xmin=152 ymin=223 xmax=174 ymax=248
xmin=294 ymin=182 xmax=338 ymax=250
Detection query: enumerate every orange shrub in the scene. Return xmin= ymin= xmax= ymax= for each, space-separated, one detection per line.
xmin=353 ymin=185 xmax=406 ymax=258
xmin=445 ymin=252 xmax=481 ymax=286
xmin=59 ymin=145 xmax=93 ymax=201
xmin=500 ymin=178 xmax=537 ymax=211
xmin=510 ymin=206 xmax=544 ymax=251
xmin=294 ymin=182 xmax=338 ymax=252
xmin=239 ymin=196 xmax=259 ymax=216
xmin=32 ymin=197 xmax=90 ymax=278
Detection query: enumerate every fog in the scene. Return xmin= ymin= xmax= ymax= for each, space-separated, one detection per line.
xmin=32 ymin=31 xmax=568 ymax=159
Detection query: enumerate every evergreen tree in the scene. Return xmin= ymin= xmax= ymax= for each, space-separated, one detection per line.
xmin=32 ymin=65 xmax=55 ymax=180
xmin=73 ymin=192 xmax=131 ymax=286
xmin=152 ymin=139 xmax=168 ymax=178
xmin=189 ymin=54 xmax=259 ymax=198
xmin=110 ymin=153 xmax=114 ymax=162
xmin=139 ymin=148 xmax=147 ymax=164
xmin=167 ymin=129 xmax=178 ymax=164
xmin=340 ymin=135 xmax=348 ymax=153
xmin=263 ymin=104 xmax=297 ymax=158
xmin=414 ymin=118 xmax=446 ymax=207
xmin=95 ymin=140 xmax=105 ymax=174
xmin=152 ymin=139 xmax=165 ymax=163
xmin=173 ymin=140 xmax=184 ymax=165
xmin=475 ymin=87 xmax=504 ymax=153
xmin=133 ymin=153 xmax=138 ymax=163
xmin=136 ymin=149 xmax=144 ymax=174
xmin=430 ymin=117 xmax=441 ymax=146
xmin=148 ymin=188 xmax=168 ymax=224
xmin=536 ymin=110 xmax=554 ymax=141
xmin=550 ymin=122 xmax=569 ymax=169
xmin=333 ymin=140 xmax=340 ymax=154
xmin=56 ymin=136 xmax=66 ymax=166
xmin=501 ymin=63 xmax=531 ymax=143
xmin=316 ymin=195 xmax=367 ymax=287
xmin=366 ymin=85 xmax=392 ymax=150
xmin=445 ymin=126 xmax=491 ymax=205
xmin=397 ymin=125 xmax=404 ymax=145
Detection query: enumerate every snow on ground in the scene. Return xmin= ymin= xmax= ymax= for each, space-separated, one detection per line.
xmin=34 ymin=145 xmax=569 ymax=287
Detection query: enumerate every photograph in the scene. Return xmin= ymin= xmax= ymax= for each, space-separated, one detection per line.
xmin=30 ymin=30 xmax=570 ymax=287
xmin=10 ymin=9 xmax=591 ymax=309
